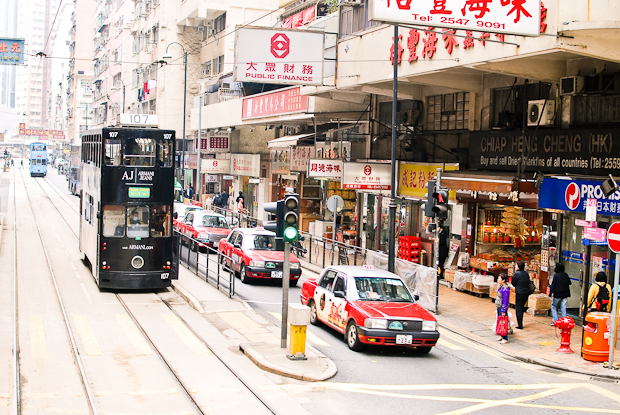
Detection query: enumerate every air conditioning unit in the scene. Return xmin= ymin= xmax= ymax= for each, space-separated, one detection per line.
xmin=527 ymin=100 xmax=556 ymax=127
xmin=340 ymin=0 xmax=362 ymax=4
xmin=560 ymin=76 xmax=584 ymax=95
xmin=205 ymin=20 xmax=214 ymax=30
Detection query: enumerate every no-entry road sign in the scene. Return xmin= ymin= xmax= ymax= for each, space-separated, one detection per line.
xmin=607 ymin=222 xmax=620 ymax=253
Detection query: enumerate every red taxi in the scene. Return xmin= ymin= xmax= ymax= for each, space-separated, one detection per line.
xmin=173 ymin=202 xmax=202 ymax=229
xmin=178 ymin=211 xmax=232 ymax=252
xmin=301 ymin=265 xmax=439 ymax=352
xmin=218 ymin=228 xmax=302 ymax=285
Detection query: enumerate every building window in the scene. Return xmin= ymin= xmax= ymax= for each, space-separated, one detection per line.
xmin=573 ymin=95 xmax=620 ymax=125
xmin=214 ymin=12 xmax=226 ymax=34
xmin=339 ymin=1 xmax=379 ymax=38
xmin=201 ymin=61 xmax=212 ymax=78
xmin=427 ymin=92 xmax=470 ymax=131
xmin=491 ymin=83 xmax=551 ymax=129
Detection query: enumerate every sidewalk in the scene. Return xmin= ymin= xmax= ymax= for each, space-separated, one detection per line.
xmin=299 ymin=258 xmax=620 ymax=380
xmin=171 ymin=269 xmax=337 ymax=382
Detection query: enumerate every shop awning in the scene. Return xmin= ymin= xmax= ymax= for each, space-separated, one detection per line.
xmin=267 ymin=133 xmax=315 ymax=148
xmin=441 ymin=171 xmax=539 ymax=194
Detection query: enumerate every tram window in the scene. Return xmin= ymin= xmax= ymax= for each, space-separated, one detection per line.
xmin=124 ymin=138 xmax=156 ymax=166
xmin=127 ymin=206 xmax=149 ymax=238
xmin=42 ymin=159 xmax=46 ymax=165
xmin=102 ymin=205 xmax=125 ymax=237
xmin=157 ymin=139 xmax=173 ymax=167
xmin=105 ymin=139 xmax=122 ymax=166
xmin=151 ymin=205 xmax=171 ymax=237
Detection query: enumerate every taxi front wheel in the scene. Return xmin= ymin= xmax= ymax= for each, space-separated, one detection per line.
xmin=309 ymin=301 xmax=319 ymax=326
xmin=240 ymin=264 xmax=251 ymax=284
xmin=346 ymin=321 xmax=363 ymax=351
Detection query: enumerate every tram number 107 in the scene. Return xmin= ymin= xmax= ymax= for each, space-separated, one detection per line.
xmin=119 ymin=113 xmax=159 ymax=127
xmin=161 ymin=273 xmax=170 ymax=280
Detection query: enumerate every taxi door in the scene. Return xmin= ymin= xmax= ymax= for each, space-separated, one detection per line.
xmin=314 ymin=270 xmax=337 ymax=325
xmin=182 ymin=212 xmax=194 ymax=236
xmin=220 ymin=230 xmax=238 ymax=267
xmin=230 ymin=233 xmax=244 ymax=273
xmin=326 ymin=274 xmax=348 ymax=332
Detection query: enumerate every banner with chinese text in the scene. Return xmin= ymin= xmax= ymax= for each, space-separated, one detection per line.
xmin=398 ymin=162 xmax=458 ymax=199
xmin=307 ymin=159 xmax=343 ymax=178
xmin=291 ymin=146 xmax=316 ymax=172
xmin=342 ymin=162 xmax=392 ymax=190
xmin=241 ymin=87 xmax=308 ymax=120
xmin=0 ymin=38 xmax=24 ymax=65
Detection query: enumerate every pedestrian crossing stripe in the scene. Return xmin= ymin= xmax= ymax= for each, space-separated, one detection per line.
xmin=116 ymin=314 xmax=153 ymax=355
xmin=162 ymin=314 xmax=211 ymax=355
xmin=29 ymin=316 xmax=48 ymax=359
xmin=73 ymin=315 xmax=102 ymax=356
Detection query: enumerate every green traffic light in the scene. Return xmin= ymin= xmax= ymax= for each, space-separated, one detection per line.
xmin=283 ymin=226 xmax=298 ymax=242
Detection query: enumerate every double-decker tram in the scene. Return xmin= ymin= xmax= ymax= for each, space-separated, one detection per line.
xmin=30 ymin=142 xmax=48 ymax=177
xmin=79 ymin=120 xmax=178 ymax=289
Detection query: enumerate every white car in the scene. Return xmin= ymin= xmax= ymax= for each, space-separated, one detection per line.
xmin=173 ymin=202 xmax=203 ymax=226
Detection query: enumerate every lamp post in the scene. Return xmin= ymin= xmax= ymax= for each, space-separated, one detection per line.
xmin=162 ymin=42 xmax=188 ymax=191
xmin=111 ymin=79 xmax=125 ymax=113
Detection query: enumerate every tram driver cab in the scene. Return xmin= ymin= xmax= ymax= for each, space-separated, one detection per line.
xmin=127 ymin=207 xmax=149 ymax=238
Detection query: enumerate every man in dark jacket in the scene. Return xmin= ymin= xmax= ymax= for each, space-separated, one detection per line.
xmin=549 ymin=262 xmax=571 ymax=325
xmin=511 ymin=261 xmax=531 ymax=329
xmin=220 ymin=190 xmax=229 ymax=210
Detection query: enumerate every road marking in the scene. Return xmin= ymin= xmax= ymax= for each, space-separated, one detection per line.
xmin=73 ymin=315 xmax=102 ymax=356
xmin=163 ymin=314 xmax=210 ymax=355
xmin=70 ymin=262 xmax=76 ymax=270
xmin=269 ymin=312 xmax=330 ymax=346
xmin=29 ymin=316 xmax=48 ymax=359
xmin=115 ymin=314 xmax=153 ymax=355
xmin=437 ymin=338 xmax=466 ymax=351
xmin=80 ymin=283 xmax=92 ymax=304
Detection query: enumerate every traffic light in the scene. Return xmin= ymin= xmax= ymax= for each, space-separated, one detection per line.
xmin=432 ymin=186 xmax=449 ymax=222
xmin=263 ymin=200 xmax=283 ymax=238
xmin=282 ymin=193 xmax=299 ymax=243
xmin=422 ymin=180 xmax=436 ymax=218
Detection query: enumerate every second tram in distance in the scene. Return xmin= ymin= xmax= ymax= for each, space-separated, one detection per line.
xmin=30 ymin=142 xmax=48 ymax=177
xmin=79 ymin=125 xmax=178 ymax=289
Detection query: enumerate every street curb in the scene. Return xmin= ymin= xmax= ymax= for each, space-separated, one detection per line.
xmin=437 ymin=319 xmax=620 ymax=381
xmin=171 ymin=281 xmax=205 ymax=314
xmin=239 ymin=342 xmax=337 ymax=382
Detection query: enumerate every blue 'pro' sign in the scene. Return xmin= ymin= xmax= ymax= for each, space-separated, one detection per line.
xmin=538 ymin=178 xmax=620 ymax=217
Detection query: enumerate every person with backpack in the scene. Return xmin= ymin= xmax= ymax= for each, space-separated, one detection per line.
xmin=587 ymin=271 xmax=612 ymax=313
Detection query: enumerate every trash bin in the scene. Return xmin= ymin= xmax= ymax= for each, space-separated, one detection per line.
xmin=582 ymin=312 xmax=611 ymax=362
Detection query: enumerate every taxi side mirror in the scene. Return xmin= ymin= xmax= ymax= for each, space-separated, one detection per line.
xmin=234 ymin=243 xmax=241 ymax=249
xmin=334 ymin=291 xmax=346 ymax=299
xmin=413 ymin=294 xmax=420 ymax=301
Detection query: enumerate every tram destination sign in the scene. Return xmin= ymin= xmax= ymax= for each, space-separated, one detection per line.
xmin=128 ymin=187 xmax=151 ymax=198
xmin=469 ymin=128 xmax=620 ymax=175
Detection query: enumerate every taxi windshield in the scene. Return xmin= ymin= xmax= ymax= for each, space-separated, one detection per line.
xmin=200 ymin=215 xmax=229 ymax=228
xmin=246 ymin=234 xmax=276 ymax=251
xmin=351 ymin=277 xmax=413 ymax=302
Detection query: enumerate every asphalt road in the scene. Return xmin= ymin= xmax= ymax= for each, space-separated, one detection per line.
xmin=40 ymin=167 xmax=620 ymax=415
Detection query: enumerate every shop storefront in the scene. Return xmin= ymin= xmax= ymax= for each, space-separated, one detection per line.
xmin=202 ymin=158 xmax=231 ymax=205
xmin=230 ymin=153 xmax=261 ymax=215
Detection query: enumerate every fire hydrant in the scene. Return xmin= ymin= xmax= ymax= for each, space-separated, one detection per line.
xmin=554 ymin=316 xmax=575 ymax=353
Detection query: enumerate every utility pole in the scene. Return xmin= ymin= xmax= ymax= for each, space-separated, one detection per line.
xmin=196 ymin=96 xmax=202 ymax=204
xmin=281 ymin=241 xmax=291 ymax=348
xmin=388 ymin=24 xmax=399 ymax=273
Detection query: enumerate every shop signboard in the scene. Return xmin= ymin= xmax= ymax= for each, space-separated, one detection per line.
xmin=307 ymin=159 xmax=343 ymax=179
xmin=470 ymin=128 xmax=620 ymax=176
xmin=584 ymin=227 xmax=607 ymax=243
xmin=202 ymin=158 xmax=230 ymax=174
xmin=342 ymin=162 xmax=392 ymax=190
xmin=241 ymin=87 xmax=308 ymax=120
xmin=399 ymin=162 xmax=458 ymax=199
xmin=19 ymin=123 xmax=64 ymax=138
xmin=205 ymin=175 xmax=219 ymax=183
xmin=586 ymin=198 xmax=597 ymax=222
xmin=271 ymin=149 xmax=290 ymax=175
xmin=231 ymin=153 xmax=260 ymax=177
xmin=200 ymin=131 xmax=230 ymax=153
xmin=0 ymin=38 xmax=25 ymax=65
xmin=234 ymin=27 xmax=324 ymax=86
xmin=538 ymin=178 xmax=620 ymax=217
xmin=291 ymin=146 xmax=315 ymax=172
xmin=368 ymin=0 xmax=541 ymax=37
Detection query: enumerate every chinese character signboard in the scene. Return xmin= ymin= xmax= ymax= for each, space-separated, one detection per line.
xmin=0 ymin=38 xmax=25 ymax=65
xmin=234 ymin=26 xmax=325 ymax=86
xmin=291 ymin=146 xmax=316 ymax=172
xmin=19 ymin=123 xmax=65 ymax=139
xmin=241 ymin=87 xmax=308 ymax=120
xmin=201 ymin=158 xmax=230 ymax=174
xmin=231 ymin=153 xmax=260 ymax=177
xmin=307 ymin=159 xmax=343 ymax=179
xmin=342 ymin=162 xmax=393 ymax=190
xmin=368 ymin=0 xmax=541 ymax=36
xmin=539 ymin=178 xmax=620 ymax=217
xmin=399 ymin=162 xmax=458 ymax=198
xmin=205 ymin=175 xmax=219 ymax=183
xmin=271 ymin=149 xmax=291 ymax=175
xmin=200 ymin=131 xmax=230 ymax=153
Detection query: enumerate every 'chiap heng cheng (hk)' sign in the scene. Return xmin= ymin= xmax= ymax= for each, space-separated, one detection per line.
xmin=539 ymin=178 xmax=620 ymax=217
xmin=369 ymin=0 xmax=541 ymax=36
xmin=469 ymin=128 xmax=620 ymax=176
xmin=234 ymin=26 xmax=324 ymax=86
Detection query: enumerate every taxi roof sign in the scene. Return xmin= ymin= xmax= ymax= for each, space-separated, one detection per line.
xmin=255 ymin=226 xmax=264 ymax=230
xmin=363 ymin=265 xmax=375 ymax=270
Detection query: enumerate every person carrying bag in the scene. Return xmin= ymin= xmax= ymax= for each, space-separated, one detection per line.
xmin=587 ymin=271 xmax=612 ymax=313
xmin=495 ymin=273 xmax=510 ymax=344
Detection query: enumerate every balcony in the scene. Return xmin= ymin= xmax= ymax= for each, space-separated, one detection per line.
xmin=218 ymin=87 xmax=243 ymax=102
xmin=177 ymin=0 xmax=225 ymax=28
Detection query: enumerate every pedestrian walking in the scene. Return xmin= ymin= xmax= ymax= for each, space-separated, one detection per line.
xmin=495 ymin=273 xmax=510 ymax=344
xmin=549 ymin=262 xmax=571 ymax=325
xmin=220 ymin=190 xmax=229 ymax=211
xmin=511 ymin=261 xmax=532 ymax=329
xmin=587 ymin=271 xmax=612 ymax=313
xmin=236 ymin=191 xmax=244 ymax=206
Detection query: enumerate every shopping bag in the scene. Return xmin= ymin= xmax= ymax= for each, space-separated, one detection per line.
xmin=495 ymin=315 xmax=509 ymax=337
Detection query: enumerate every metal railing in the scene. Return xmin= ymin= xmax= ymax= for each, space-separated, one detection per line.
xmin=296 ymin=230 xmax=369 ymax=269
xmin=210 ymin=206 xmax=264 ymax=229
xmin=218 ymin=88 xmax=243 ymax=102
xmin=175 ymin=230 xmax=235 ymax=297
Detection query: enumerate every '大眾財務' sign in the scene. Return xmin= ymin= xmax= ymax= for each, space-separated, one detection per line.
xmin=368 ymin=0 xmax=541 ymax=37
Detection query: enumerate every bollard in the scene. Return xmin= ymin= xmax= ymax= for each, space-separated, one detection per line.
xmin=287 ymin=303 xmax=310 ymax=360
xmin=554 ymin=316 xmax=575 ymax=353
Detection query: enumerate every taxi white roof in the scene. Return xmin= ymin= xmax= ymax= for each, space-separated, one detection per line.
xmin=325 ymin=265 xmax=400 ymax=279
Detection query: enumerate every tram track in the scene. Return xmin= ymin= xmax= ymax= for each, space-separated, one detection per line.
xmin=14 ymin=170 xmax=278 ymax=415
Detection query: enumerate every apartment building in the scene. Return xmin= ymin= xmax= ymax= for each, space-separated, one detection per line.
xmin=0 ymin=0 xmax=19 ymax=136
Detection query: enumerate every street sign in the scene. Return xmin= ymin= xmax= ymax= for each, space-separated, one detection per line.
xmin=607 ymin=222 xmax=620 ymax=253
xmin=584 ymin=227 xmax=607 ymax=243
xmin=586 ymin=198 xmax=598 ymax=222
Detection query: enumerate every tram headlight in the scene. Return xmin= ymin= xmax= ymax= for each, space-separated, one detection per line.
xmin=131 ymin=255 xmax=145 ymax=269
